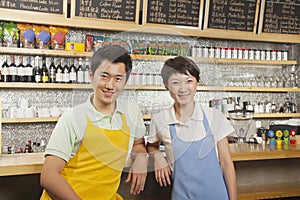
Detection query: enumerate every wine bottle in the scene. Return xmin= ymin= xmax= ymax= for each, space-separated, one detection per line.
xmin=55 ymin=58 xmax=63 ymax=83
xmin=10 ymin=55 xmax=17 ymax=82
xmin=2 ymin=55 xmax=10 ymax=82
xmin=49 ymin=57 xmax=56 ymax=83
xmin=84 ymin=57 xmax=91 ymax=84
xmin=69 ymin=58 xmax=77 ymax=83
xmin=18 ymin=55 xmax=27 ymax=82
xmin=77 ymin=58 xmax=84 ymax=84
xmin=33 ymin=56 xmax=41 ymax=83
xmin=41 ymin=57 xmax=49 ymax=83
xmin=26 ymin=56 xmax=34 ymax=82
xmin=62 ymin=58 xmax=70 ymax=83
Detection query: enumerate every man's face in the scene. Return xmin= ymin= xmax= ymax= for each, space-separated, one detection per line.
xmin=90 ymin=59 xmax=127 ymax=108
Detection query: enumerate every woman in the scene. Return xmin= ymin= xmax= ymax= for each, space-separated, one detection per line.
xmin=147 ymin=56 xmax=237 ymax=200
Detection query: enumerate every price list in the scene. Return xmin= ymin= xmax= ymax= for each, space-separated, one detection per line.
xmin=263 ymin=0 xmax=300 ymax=34
xmin=75 ymin=0 xmax=136 ymax=22
xmin=0 ymin=0 xmax=63 ymax=14
xmin=207 ymin=0 xmax=257 ymax=32
xmin=146 ymin=0 xmax=201 ymax=27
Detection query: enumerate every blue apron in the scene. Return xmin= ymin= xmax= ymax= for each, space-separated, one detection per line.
xmin=170 ymin=110 xmax=229 ymax=200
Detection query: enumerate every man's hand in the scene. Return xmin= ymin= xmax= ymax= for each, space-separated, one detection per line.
xmin=125 ymin=153 xmax=148 ymax=195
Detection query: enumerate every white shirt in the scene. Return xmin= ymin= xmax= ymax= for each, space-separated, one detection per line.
xmin=148 ymin=103 xmax=235 ymax=167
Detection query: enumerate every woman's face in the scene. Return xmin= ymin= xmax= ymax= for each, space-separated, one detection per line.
xmin=167 ymin=72 xmax=198 ymax=106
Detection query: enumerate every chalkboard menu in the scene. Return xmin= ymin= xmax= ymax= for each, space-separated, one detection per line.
xmin=262 ymin=0 xmax=300 ymax=34
xmin=146 ymin=0 xmax=201 ymax=27
xmin=75 ymin=0 xmax=136 ymax=22
xmin=207 ymin=0 xmax=257 ymax=32
xmin=0 ymin=0 xmax=63 ymax=14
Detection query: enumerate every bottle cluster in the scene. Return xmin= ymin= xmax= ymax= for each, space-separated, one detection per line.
xmin=0 ymin=55 xmax=91 ymax=84
xmin=2 ymin=139 xmax=46 ymax=154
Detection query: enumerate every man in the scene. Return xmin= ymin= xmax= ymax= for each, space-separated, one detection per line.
xmin=40 ymin=45 xmax=148 ymax=200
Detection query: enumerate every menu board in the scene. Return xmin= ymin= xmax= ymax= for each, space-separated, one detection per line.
xmin=262 ymin=0 xmax=300 ymax=34
xmin=0 ymin=0 xmax=63 ymax=14
xmin=146 ymin=0 xmax=201 ymax=27
xmin=206 ymin=0 xmax=258 ymax=32
xmin=74 ymin=0 xmax=136 ymax=22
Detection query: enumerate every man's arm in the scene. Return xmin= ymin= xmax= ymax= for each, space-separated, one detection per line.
xmin=40 ymin=155 xmax=81 ymax=200
xmin=125 ymin=137 xmax=148 ymax=195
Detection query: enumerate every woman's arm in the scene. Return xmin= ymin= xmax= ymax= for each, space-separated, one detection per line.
xmin=40 ymin=155 xmax=82 ymax=200
xmin=147 ymin=141 xmax=172 ymax=187
xmin=217 ymin=137 xmax=238 ymax=200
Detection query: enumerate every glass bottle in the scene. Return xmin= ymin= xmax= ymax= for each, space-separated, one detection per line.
xmin=77 ymin=58 xmax=84 ymax=84
xmin=55 ymin=58 xmax=63 ymax=83
xmin=49 ymin=57 xmax=56 ymax=83
xmin=26 ymin=56 xmax=34 ymax=82
xmin=41 ymin=57 xmax=49 ymax=83
xmin=69 ymin=58 xmax=77 ymax=83
xmin=18 ymin=55 xmax=27 ymax=82
xmin=84 ymin=58 xmax=91 ymax=84
xmin=33 ymin=56 xmax=41 ymax=83
xmin=62 ymin=58 xmax=70 ymax=83
xmin=10 ymin=55 xmax=17 ymax=82
xmin=2 ymin=55 xmax=10 ymax=82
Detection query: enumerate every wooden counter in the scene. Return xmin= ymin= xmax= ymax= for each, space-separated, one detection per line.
xmin=0 ymin=144 xmax=300 ymax=199
xmin=0 ymin=152 xmax=44 ymax=176
xmin=230 ymin=143 xmax=300 ymax=161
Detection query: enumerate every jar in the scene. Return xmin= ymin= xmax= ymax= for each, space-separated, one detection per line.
xmin=277 ymin=50 xmax=282 ymax=60
xmin=225 ymin=48 xmax=232 ymax=59
xmin=215 ymin=47 xmax=221 ymax=58
xmin=261 ymin=50 xmax=266 ymax=60
xmin=197 ymin=46 xmax=203 ymax=57
xmin=243 ymin=48 xmax=250 ymax=59
xmin=221 ymin=47 xmax=226 ymax=58
xmin=271 ymin=50 xmax=278 ymax=60
xmin=232 ymin=48 xmax=238 ymax=59
xmin=238 ymin=48 xmax=243 ymax=59
xmin=249 ymin=49 xmax=255 ymax=59
xmin=265 ymin=50 xmax=271 ymax=60
xmin=203 ymin=46 xmax=209 ymax=57
xmin=282 ymin=50 xmax=288 ymax=60
xmin=209 ymin=46 xmax=215 ymax=58
xmin=191 ymin=46 xmax=198 ymax=57
xmin=255 ymin=49 xmax=261 ymax=60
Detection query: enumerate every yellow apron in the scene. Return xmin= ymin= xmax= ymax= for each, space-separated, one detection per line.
xmin=41 ymin=114 xmax=130 ymax=200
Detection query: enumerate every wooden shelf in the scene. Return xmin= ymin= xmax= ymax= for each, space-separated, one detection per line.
xmin=226 ymin=113 xmax=300 ymax=119
xmin=2 ymin=117 xmax=59 ymax=123
xmin=1 ymin=83 xmax=299 ymax=93
xmin=0 ymin=47 xmax=297 ymax=65
xmin=4 ymin=113 xmax=298 ymax=124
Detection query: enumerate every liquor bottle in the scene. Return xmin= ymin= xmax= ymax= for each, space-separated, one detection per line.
xmin=84 ymin=57 xmax=91 ymax=84
xmin=49 ymin=58 xmax=56 ymax=83
xmin=41 ymin=57 xmax=49 ymax=83
xmin=10 ymin=55 xmax=18 ymax=82
xmin=15 ymin=55 xmax=21 ymax=82
xmin=77 ymin=58 xmax=84 ymax=84
xmin=55 ymin=58 xmax=63 ymax=83
xmin=2 ymin=55 xmax=10 ymax=82
xmin=33 ymin=56 xmax=41 ymax=83
xmin=18 ymin=55 xmax=27 ymax=82
xmin=62 ymin=58 xmax=70 ymax=83
xmin=25 ymin=56 xmax=34 ymax=82
xmin=69 ymin=58 xmax=77 ymax=83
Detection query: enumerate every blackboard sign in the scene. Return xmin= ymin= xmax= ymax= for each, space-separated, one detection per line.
xmin=146 ymin=0 xmax=201 ymax=27
xmin=262 ymin=0 xmax=300 ymax=34
xmin=0 ymin=0 xmax=63 ymax=14
xmin=206 ymin=0 xmax=257 ymax=32
xmin=75 ymin=0 xmax=136 ymax=22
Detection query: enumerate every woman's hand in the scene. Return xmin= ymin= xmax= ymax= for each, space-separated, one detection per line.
xmin=154 ymin=153 xmax=172 ymax=187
